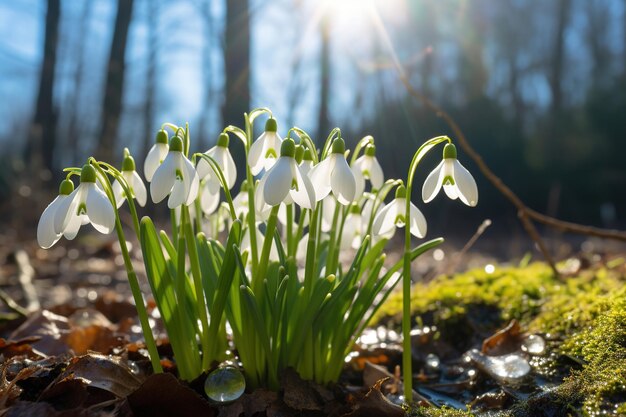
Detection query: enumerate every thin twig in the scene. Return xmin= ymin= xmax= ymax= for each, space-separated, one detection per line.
xmin=443 ymin=219 xmax=492 ymax=277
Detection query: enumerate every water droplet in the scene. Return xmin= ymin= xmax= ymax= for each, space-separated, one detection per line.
xmin=204 ymin=366 xmax=245 ymax=403
xmin=522 ymin=334 xmax=546 ymax=355
xmin=467 ymin=349 xmax=530 ymax=383
xmin=425 ymin=353 xmax=440 ymax=371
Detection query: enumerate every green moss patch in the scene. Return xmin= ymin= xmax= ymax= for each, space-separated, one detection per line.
xmin=374 ymin=260 xmax=626 ymax=416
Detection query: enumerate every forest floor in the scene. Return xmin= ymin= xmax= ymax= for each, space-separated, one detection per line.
xmin=0 ymin=228 xmax=625 ymax=416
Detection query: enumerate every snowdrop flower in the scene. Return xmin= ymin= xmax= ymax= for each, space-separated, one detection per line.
xmin=249 ymin=118 xmax=282 ymax=175
xmin=228 ymin=180 xmax=250 ymax=219
xmin=112 ymin=153 xmax=147 ymax=208
xmin=299 ymin=148 xmax=315 ymax=177
xmin=37 ymin=179 xmax=76 ymax=248
xmin=341 ymin=204 xmax=364 ymax=250
xmin=144 ymin=129 xmax=169 ymax=182
xmin=257 ymin=138 xmax=316 ymax=209
xmin=422 ymin=143 xmax=478 ymax=207
xmin=52 ymin=165 xmax=116 ymax=242
xmin=352 ymin=144 xmax=384 ymax=196
xmin=150 ymin=136 xmax=199 ymax=208
xmin=196 ymin=133 xmax=237 ymax=192
xmin=373 ymin=185 xmax=427 ymax=238
xmin=309 ymin=138 xmax=357 ymax=205
xmin=200 ymin=183 xmax=220 ymax=216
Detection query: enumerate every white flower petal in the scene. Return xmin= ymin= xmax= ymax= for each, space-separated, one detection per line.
xmin=263 ymin=157 xmax=292 ymax=206
xmin=218 ymin=147 xmax=237 ymax=190
xmin=111 ymin=179 xmax=125 ymax=208
xmin=422 ymin=159 xmax=445 ymax=203
xmin=369 ymin=157 xmax=384 ymax=189
xmin=54 ymin=187 xmax=81 ymax=234
xmin=409 ymin=202 xmax=427 ymax=238
xmin=300 ymin=160 xmax=314 ymax=177
xmin=452 ymin=159 xmax=478 ymax=207
xmin=373 ymin=198 xmax=401 ymax=237
xmin=37 ymin=195 xmax=66 ymax=248
xmin=290 ymin=161 xmax=316 ymax=209
xmin=196 ymin=156 xmax=211 ymax=180
xmin=248 ymin=133 xmax=268 ymax=176
xmin=150 ymin=152 xmax=178 ymax=203
xmin=255 ymin=176 xmax=271 ymax=219
xmin=321 ymin=195 xmax=336 ymax=232
xmin=443 ymin=183 xmax=459 ymax=200
xmin=200 ymin=184 xmax=220 ymax=215
xmin=63 ymin=212 xmax=83 ymax=240
xmin=85 ymin=183 xmax=115 ymax=234
xmin=144 ymin=143 xmax=168 ymax=182
xmin=308 ymin=158 xmax=332 ymax=202
xmin=183 ymin=157 xmax=200 ymax=206
xmin=263 ymin=132 xmax=282 ymax=172
xmin=330 ymin=155 xmax=356 ymax=205
xmin=352 ymin=165 xmax=365 ymax=198
xmin=341 ymin=213 xmax=359 ymax=250
xmin=131 ymin=171 xmax=147 ymax=207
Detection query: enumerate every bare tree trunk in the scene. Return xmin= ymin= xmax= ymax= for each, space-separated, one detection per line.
xmin=222 ymin=0 xmax=250 ymax=128
xmin=548 ymin=0 xmax=571 ymax=120
xmin=25 ymin=0 xmax=60 ymax=175
xmin=199 ymin=0 xmax=214 ymax=150
xmin=96 ymin=0 xmax=134 ymax=163
xmin=317 ymin=15 xmax=331 ymax=141
xmin=457 ymin=1 xmax=487 ymax=101
xmin=66 ymin=0 xmax=93 ymax=165
xmin=142 ymin=0 xmax=158 ymax=159
xmin=585 ymin=1 xmax=610 ymax=87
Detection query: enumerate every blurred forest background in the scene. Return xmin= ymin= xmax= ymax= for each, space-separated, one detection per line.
xmin=1 ymin=0 xmax=625 ymax=249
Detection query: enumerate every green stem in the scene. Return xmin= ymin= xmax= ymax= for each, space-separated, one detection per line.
xmin=88 ymin=160 xmax=162 ymax=374
xmin=254 ymin=205 xmax=280 ymax=293
xmin=286 ymin=204 xmax=293 ymax=257
xmin=244 ymin=114 xmax=260 ymax=272
xmin=115 ymin=217 xmax=163 ymax=373
xmin=170 ymin=209 xmax=178 ymax=248
xmin=183 ymin=205 xmax=212 ymax=370
xmin=402 ymin=135 xmax=450 ymax=403
xmin=303 ymin=205 xmax=320 ymax=298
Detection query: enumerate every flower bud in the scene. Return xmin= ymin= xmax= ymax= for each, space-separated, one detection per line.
xmin=331 ymin=138 xmax=346 ymax=154
xmin=280 ymin=138 xmax=296 ymax=158
xmin=443 ymin=143 xmax=457 ymax=159
xmin=156 ymin=129 xmax=168 ymax=144
xmin=80 ymin=164 xmax=97 ymax=183
xmin=265 ymin=118 xmax=278 ymax=132
xmin=217 ymin=133 xmax=229 ymax=148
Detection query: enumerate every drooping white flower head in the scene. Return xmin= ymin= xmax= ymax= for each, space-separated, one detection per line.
xmin=200 ymin=182 xmax=220 ymax=216
xmin=422 ymin=143 xmax=478 ymax=207
xmin=150 ymin=136 xmax=200 ymax=208
xmin=256 ymin=138 xmax=316 ymax=209
xmin=309 ymin=138 xmax=357 ymax=205
xmin=352 ymin=144 xmax=384 ymax=196
xmin=248 ymin=118 xmax=282 ymax=175
xmin=196 ymin=133 xmax=237 ymax=192
xmin=144 ymin=129 xmax=169 ymax=182
xmin=37 ymin=179 xmax=76 ymax=248
xmin=112 ymin=153 xmax=147 ymax=208
xmin=341 ymin=204 xmax=364 ymax=250
xmin=299 ymin=147 xmax=315 ymax=177
xmin=373 ymin=185 xmax=427 ymax=239
xmin=50 ymin=165 xmax=116 ymax=244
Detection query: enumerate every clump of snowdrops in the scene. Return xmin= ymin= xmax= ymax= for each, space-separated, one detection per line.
xmin=37 ymin=108 xmax=477 ymax=401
